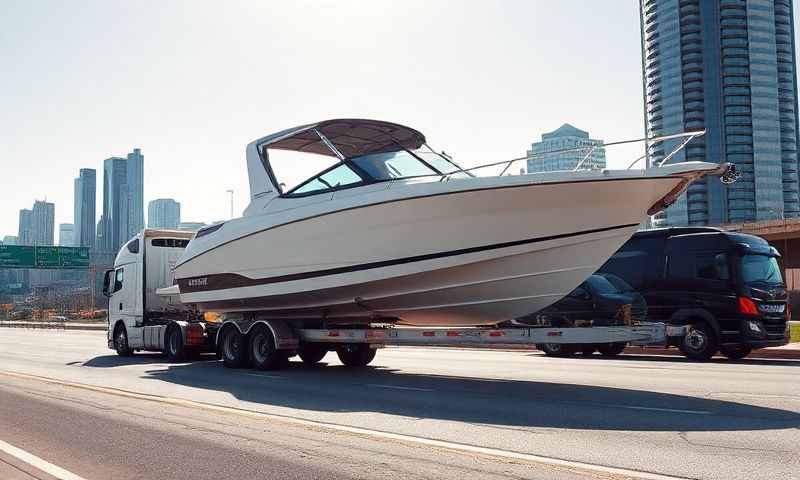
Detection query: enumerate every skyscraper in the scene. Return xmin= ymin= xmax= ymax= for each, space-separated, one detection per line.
xmin=526 ymin=124 xmax=607 ymax=174
xmin=73 ymin=168 xmax=96 ymax=248
xmin=126 ymin=148 xmax=144 ymax=234
xmin=59 ymin=223 xmax=74 ymax=246
xmin=31 ymin=200 xmax=55 ymax=245
xmin=148 ymin=198 xmax=181 ymax=229
xmin=641 ymin=0 xmax=800 ymax=226
xmin=17 ymin=209 xmax=33 ymax=245
xmin=102 ymin=157 xmax=128 ymax=252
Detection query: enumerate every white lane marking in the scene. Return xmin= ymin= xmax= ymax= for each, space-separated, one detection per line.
xmin=243 ymin=373 xmax=284 ymax=379
xmin=366 ymin=384 xmax=434 ymax=392
xmin=604 ymin=404 xmax=711 ymax=415
xmin=0 ymin=439 xmax=87 ymax=480
xmin=0 ymin=369 xmax=691 ymax=480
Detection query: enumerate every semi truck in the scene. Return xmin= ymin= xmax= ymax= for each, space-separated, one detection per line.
xmin=103 ymin=229 xmax=683 ymax=369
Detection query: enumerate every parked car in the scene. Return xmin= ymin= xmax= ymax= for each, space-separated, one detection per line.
xmin=504 ymin=273 xmax=647 ymax=357
xmin=598 ymin=227 xmax=789 ymax=360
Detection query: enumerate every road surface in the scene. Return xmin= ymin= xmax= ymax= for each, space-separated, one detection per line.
xmin=0 ymin=329 xmax=798 ymax=479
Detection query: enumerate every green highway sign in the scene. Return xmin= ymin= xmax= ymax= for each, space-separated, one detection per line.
xmin=0 ymin=245 xmax=90 ymax=269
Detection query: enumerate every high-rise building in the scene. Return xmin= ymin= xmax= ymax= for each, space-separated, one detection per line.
xmin=2 ymin=236 xmax=18 ymax=245
xmin=148 ymin=198 xmax=181 ymax=229
xmin=31 ymin=201 xmax=55 ymax=245
xmin=526 ymin=124 xmax=606 ymax=174
xmin=17 ymin=209 xmax=33 ymax=245
xmin=59 ymin=223 xmax=74 ymax=246
xmin=178 ymin=221 xmax=207 ymax=231
xmin=102 ymin=157 xmax=128 ymax=252
xmin=73 ymin=168 xmax=96 ymax=248
xmin=126 ymin=148 xmax=145 ymax=234
xmin=641 ymin=0 xmax=800 ymax=226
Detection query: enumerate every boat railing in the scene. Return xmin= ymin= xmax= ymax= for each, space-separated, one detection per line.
xmin=437 ymin=129 xmax=707 ymax=181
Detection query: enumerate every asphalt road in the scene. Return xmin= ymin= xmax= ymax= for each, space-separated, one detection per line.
xmin=0 ymin=329 xmax=798 ymax=480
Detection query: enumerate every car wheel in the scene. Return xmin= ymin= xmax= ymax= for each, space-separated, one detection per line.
xmin=336 ymin=344 xmax=376 ymax=367
xmin=597 ymin=342 xmax=626 ymax=356
xmin=298 ymin=344 xmax=328 ymax=365
xmin=719 ymin=344 xmax=752 ymax=360
xmin=679 ymin=321 xmax=718 ymax=361
xmin=537 ymin=343 xmax=575 ymax=357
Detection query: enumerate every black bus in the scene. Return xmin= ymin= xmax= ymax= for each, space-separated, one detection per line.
xmin=598 ymin=227 xmax=789 ymax=360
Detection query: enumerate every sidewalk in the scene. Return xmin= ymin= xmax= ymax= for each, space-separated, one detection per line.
xmin=0 ymin=321 xmax=106 ymax=331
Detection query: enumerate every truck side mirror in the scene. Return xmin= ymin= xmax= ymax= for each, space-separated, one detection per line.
xmin=102 ymin=270 xmax=113 ymax=297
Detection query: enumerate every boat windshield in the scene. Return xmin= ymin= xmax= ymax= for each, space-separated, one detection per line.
xmin=286 ymin=149 xmax=468 ymax=196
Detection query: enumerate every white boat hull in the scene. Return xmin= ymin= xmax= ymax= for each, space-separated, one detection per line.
xmin=174 ymin=169 xmax=697 ymax=326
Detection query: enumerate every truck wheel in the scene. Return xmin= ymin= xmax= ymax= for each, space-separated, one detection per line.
xmin=298 ymin=344 xmax=328 ymax=365
xmin=536 ymin=343 xmax=575 ymax=357
xmin=113 ymin=324 xmax=134 ymax=357
xmin=165 ymin=326 xmax=186 ymax=362
xmin=220 ymin=328 xmax=248 ymax=368
xmin=679 ymin=321 xmax=718 ymax=361
xmin=250 ymin=325 xmax=286 ymax=371
xmin=336 ymin=344 xmax=376 ymax=367
xmin=719 ymin=344 xmax=752 ymax=360
xmin=597 ymin=342 xmax=626 ymax=357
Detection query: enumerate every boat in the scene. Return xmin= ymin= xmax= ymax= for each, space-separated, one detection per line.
xmin=171 ymin=118 xmax=737 ymax=326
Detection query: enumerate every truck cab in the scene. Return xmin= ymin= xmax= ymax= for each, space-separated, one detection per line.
xmin=599 ymin=227 xmax=789 ymax=360
xmin=103 ymin=229 xmax=217 ymax=359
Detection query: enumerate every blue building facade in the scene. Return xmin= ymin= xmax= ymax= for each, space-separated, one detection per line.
xmin=642 ymin=0 xmax=800 ymax=226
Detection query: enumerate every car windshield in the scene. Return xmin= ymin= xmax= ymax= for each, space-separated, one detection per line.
xmin=585 ymin=275 xmax=622 ymax=295
xmin=602 ymin=274 xmax=635 ymax=292
xmin=740 ymin=254 xmax=783 ymax=285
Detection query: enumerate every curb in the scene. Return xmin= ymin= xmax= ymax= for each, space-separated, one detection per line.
xmin=0 ymin=322 xmax=107 ymax=332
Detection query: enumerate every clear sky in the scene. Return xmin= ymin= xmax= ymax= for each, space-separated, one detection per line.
xmin=0 ymin=1 xmax=782 ymax=240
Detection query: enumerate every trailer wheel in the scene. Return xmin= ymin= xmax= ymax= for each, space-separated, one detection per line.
xmin=165 ymin=326 xmax=186 ymax=362
xmin=336 ymin=344 xmax=376 ymax=367
xmin=536 ymin=343 xmax=575 ymax=357
xmin=250 ymin=325 xmax=286 ymax=371
xmin=679 ymin=321 xmax=718 ymax=361
xmin=719 ymin=344 xmax=752 ymax=360
xmin=220 ymin=327 xmax=249 ymax=368
xmin=597 ymin=342 xmax=626 ymax=356
xmin=113 ymin=323 xmax=134 ymax=357
xmin=298 ymin=344 xmax=328 ymax=365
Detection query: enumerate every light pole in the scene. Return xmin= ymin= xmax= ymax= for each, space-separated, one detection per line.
xmin=226 ymin=189 xmax=234 ymax=219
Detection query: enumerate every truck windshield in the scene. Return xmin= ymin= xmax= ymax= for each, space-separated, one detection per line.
xmin=740 ymin=254 xmax=783 ymax=285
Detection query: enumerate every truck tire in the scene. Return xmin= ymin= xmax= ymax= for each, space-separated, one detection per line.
xmin=298 ymin=344 xmax=328 ymax=365
xmin=249 ymin=325 xmax=286 ymax=371
xmin=165 ymin=326 xmax=186 ymax=362
xmin=719 ymin=344 xmax=752 ymax=360
xmin=536 ymin=343 xmax=575 ymax=357
xmin=336 ymin=344 xmax=376 ymax=367
xmin=220 ymin=328 xmax=249 ymax=368
xmin=113 ymin=324 xmax=134 ymax=357
xmin=679 ymin=321 xmax=718 ymax=361
xmin=597 ymin=342 xmax=626 ymax=357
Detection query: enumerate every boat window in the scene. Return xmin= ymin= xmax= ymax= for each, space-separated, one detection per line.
xmin=351 ymin=151 xmax=438 ymax=180
xmin=291 ymin=164 xmax=364 ymax=194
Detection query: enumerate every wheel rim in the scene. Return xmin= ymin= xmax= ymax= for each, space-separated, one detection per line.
xmin=116 ymin=329 xmax=127 ymax=350
xmin=252 ymin=333 xmax=269 ymax=363
xmin=224 ymin=332 xmax=240 ymax=360
xmin=547 ymin=343 xmax=560 ymax=353
xmin=685 ymin=328 xmax=707 ymax=352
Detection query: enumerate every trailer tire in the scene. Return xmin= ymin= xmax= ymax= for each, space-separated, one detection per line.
xmin=113 ymin=323 xmax=134 ymax=357
xmin=719 ymin=344 xmax=752 ymax=360
xmin=298 ymin=344 xmax=328 ymax=365
xmin=536 ymin=343 xmax=574 ymax=357
xmin=165 ymin=326 xmax=186 ymax=362
xmin=250 ymin=325 xmax=285 ymax=371
xmin=336 ymin=344 xmax=376 ymax=367
xmin=597 ymin=342 xmax=626 ymax=356
xmin=220 ymin=327 xmax=249 ymax=368
xmin=679 ymin=321 xmax=718 ymax=361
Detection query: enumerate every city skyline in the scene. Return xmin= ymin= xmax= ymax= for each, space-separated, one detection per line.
xmin=526 ymin=123 xmax=607 ymax=174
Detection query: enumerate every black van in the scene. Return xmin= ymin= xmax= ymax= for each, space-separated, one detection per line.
xmin=598 ymin=227 xmax=789 ymax=360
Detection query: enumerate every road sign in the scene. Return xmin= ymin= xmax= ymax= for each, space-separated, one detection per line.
xmin=0 ymin=245 xmax=90 ymax=269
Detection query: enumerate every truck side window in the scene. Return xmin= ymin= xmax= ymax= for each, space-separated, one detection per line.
xmin=113 ymin=268 xmax=124 ymax=293
xmin=695 ymin=253 xmax=729 ymax=280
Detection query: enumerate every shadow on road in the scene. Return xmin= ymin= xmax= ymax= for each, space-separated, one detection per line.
xmin=79 ymin=353 xmax=800 ymax=433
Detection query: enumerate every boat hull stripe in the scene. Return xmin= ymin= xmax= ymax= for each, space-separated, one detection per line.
xmin=177 ymin=222 xmax=639 ymax=293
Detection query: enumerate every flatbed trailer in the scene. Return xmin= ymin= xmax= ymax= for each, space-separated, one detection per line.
xmin=103 ymin=229 xmax=682 ymax=369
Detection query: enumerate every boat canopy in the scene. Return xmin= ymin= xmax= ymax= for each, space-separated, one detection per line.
xmin=259 ymin=119 xmax=426 ymax=159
